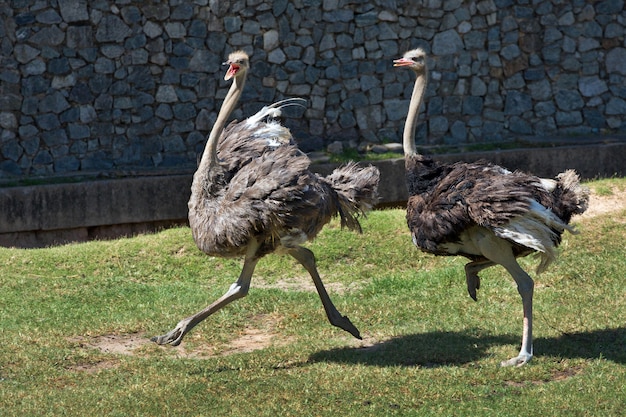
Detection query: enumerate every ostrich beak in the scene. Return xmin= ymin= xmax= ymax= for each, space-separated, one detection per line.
xmin=393 ymin=58 xmax=413 ymax=67
xmin=224 ymin=63 xmax=240 ymax=81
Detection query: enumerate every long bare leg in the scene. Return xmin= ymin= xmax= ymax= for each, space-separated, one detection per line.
xmin=473 ymin=234 xmax=534 ymax=367
xmin=289 ymin=246 xmax=362 ymax=339
xmin=152 ymin=239 xmax=261 ymax=346
xmin=464 ymin=259 xmax=495 ymax=301
xmin=498 ymin=260 xmax=533 ymax=367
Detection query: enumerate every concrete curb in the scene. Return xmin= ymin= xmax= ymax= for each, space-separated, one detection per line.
xmin=1 ymin=142 xmax=624 ymax=248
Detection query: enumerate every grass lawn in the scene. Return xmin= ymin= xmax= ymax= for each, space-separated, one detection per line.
xmin=0 ymin=178 xmax=625 ymax=416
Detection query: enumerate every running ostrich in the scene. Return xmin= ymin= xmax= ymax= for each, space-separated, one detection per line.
xmin=152 ymin=51 xmax=379 ymax=346
xmin=394 ymin=48 xmax=588 ymax=366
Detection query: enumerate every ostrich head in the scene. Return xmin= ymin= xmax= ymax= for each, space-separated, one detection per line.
xmin=393 ymin=48 xmax=427 ymax=75
xmin=193 ymin=50 xmax=251 ymax=184
xmin=224 ymin=50 xmax=250 ymax=81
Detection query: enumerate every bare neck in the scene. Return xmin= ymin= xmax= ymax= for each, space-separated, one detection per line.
xmin=192 ymin=76 xmax=246 ymax=192
xmin=403 ymin=69 xmax=428 ymax=157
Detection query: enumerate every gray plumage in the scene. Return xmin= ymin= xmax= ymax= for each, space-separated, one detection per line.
xmin=190 ymin=144 xmax=379 ymax=258
xmin=152 ymin=51 xmax=379 ymax=346
xmin=395 ymin=48 xmax=589 ymax=366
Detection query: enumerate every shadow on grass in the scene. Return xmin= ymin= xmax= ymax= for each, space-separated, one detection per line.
xmin=536 ymin=327 xmax=626 ymax=364
xmin=311 ymin=330 xmax=516 ymax=367
xmin=309 ymin=327 xmax=626 ymax=367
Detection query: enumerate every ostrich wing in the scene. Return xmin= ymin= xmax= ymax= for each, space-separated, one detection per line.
xmin=407 ymin=162 xmax=549 ymax=252
xmin=192 ymin=146 xmax=309 ymax=253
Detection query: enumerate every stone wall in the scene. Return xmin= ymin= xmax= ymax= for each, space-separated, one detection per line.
xmin=1 ymin=0 xmax=625 ymax=180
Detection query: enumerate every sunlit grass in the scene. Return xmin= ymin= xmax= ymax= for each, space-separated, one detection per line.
xmin=590 ymin=176 xmax=626 ymax=196
xmin=0 ymin=178 xmax=625 ymax=416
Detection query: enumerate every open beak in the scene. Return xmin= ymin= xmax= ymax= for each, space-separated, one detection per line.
xmin=393 ymin=58 xmax=413 ymax=67
xmin=224 ymin=63 xmax=240 ymax=80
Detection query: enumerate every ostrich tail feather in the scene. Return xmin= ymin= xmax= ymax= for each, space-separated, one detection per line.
xmin=325 ymin=162 xmax=380 ymax=232
xmin=555 ymin=169 xmax=589 ymax=216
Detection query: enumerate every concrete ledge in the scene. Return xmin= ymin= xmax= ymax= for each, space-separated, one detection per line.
xmin=1 ymin=141 xmax=624 ymax=248
xmin=0 ymin=175 xmax=192 ymax=248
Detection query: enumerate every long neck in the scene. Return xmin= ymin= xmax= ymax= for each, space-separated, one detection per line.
xmin=191 ymin=75 xmax=246 ymax=193
xmin=403 ymin=69 xmax=428 ymax=157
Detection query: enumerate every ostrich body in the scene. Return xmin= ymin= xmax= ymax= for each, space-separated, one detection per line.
xmin=394 ymin=48 xmax=589 ymax=366
xmin=152 ymin=51 xmax=379 ymax=346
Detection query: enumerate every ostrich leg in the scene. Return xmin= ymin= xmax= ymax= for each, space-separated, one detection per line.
xmin=499 ymin=262 xmax=534 ymax=367
xmin=289 ymin=246 xmax=362 ymax=339
xmin=152 ymin=239 xmax=261 ymax=346
xmin=473 ymin=233 xmax=534 ymax=366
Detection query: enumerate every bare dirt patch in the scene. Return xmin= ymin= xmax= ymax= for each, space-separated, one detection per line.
xmin=254 ymin=274 xmax=361 ymax=294
xmin=82 ymin=333 xmax=149 ymax=355
xmin=504 ymin=365 xmax=584 ymax=387
xmin=576 ymin=187 xmax=626 ymax=220
xmin=217 ymin=328 xmax=278 ymax=356
xmin=72 ymin=313 xmax=290 ymax=360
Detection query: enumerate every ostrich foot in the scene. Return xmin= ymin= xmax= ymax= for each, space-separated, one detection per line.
xmin=330 ymin=312 xmax=362 ymax=340
xmin=466 ymin=273 xmax=480 ymax=302
xmin=500 ymin=352 xmax=532 ymax=367
xmin=151 ymin=318 xmax=191 ymax=346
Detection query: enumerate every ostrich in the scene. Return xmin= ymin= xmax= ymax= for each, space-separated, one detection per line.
xmin=152 ymin=51 xmax=379 ymax=346
xmin=394 ymin=48 xmax=589 ymax=366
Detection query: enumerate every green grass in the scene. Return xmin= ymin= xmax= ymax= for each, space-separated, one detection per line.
xmin=1 ymin=179 xmax=625 ymax=416
xmin=591 ymin=176 xmax=626 ymax=196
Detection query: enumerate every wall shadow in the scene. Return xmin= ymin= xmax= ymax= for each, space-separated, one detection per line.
xmin=309 ymin=327 xmax=626 ymax=367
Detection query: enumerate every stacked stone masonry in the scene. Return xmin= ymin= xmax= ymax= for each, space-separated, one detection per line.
xmin=0 ymin=0 xmax=625 ymax=180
